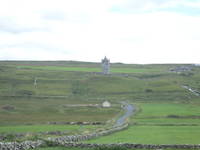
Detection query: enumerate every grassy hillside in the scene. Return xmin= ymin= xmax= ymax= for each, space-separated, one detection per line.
xmin=1 ymin=61 xmax=200 ymax=145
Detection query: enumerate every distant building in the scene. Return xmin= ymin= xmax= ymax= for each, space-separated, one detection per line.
xmin=102 ymin=101 xmax=111 ymax=108
xmin=194 ymin=64 xmax=200 ymax=66
xmin=169 ymin=66 xmax=192 ymax=73
xmin=101 ymin=56 xmax=110 ymax=74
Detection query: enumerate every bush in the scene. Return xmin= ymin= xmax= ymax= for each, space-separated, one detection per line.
xmin=167 ymin=115 xmax=181 ymax=118
xmin=17 ymin=90 xmax=35 ymax=96
xmin=5 ymin=134 xmax=16 ymax=141
xmin=44 ymin=140 xmax=59 ymax=147
xmin=71 ymin=81 xmax=90 ymax=95
xmin=2 ymin=105 xmax=15 ymax=111
xmin=145 ymin=89 xmax=153 ymax=93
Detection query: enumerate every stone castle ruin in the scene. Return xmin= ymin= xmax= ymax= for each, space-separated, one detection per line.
xmin=101 ymin=56 xmax=110 ymax=74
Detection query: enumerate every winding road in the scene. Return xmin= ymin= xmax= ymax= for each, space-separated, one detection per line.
xmin=114 ymin=102 xmax=135 ymax=127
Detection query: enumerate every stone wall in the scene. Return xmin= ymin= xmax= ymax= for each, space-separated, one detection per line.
xmin=1 ymin=141 xmax=200 ymax=150
xmin=58 ymin=143 xmax=200 ymax=149
xmin=0 ymin=140 xmax=45 ymax=150
xmin=0 ymin=123 xmax=128 ymax=150
xmin=47 ymin=123 xmax=129 ymax=144
xmin=48 ymin=121 xmax=103 ymax=125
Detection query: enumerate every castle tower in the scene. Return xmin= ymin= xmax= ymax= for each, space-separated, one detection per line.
xmin=101 ymin=56 xmax=110 ymax=74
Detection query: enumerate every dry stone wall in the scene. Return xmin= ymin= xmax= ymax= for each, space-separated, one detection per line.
xmin=48 ymin=121 xmax=103 ymax=125
xmin=0 ymin=123 xmax=128 ymax=150
xmin=58 ymin=143 xmax=200 ymax=149
xmin=0 ymin=140 xmax=45 ymax=150
xmin=2 ymin=141 xmax=200 ymax=150
xmin=47 ymin=123 xmax=128 ymax=144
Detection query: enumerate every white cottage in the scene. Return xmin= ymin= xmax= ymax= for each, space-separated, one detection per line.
xmin=102 ymin=101 xmax=111 ymax=108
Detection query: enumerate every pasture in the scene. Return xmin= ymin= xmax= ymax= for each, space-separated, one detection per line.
xmin=0 ymin=125 xmax=98 ymax=134
xmin=0 ymin=97 xmax=120 ymax=125
xmin=16 ymin=65 xmax=161 ymax=74
xmin=1 ymin=61 xmax=200 ymax=149
xmin=87 ymin=125 xmax=200 ymax=144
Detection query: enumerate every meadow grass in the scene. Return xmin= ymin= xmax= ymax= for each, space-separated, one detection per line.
xmin=131 ymin=102 xmax=200 ymax=125
xmin=17 ymin=65 xmax=162 ymax=74
xmin=134 ymin=118 xmax=200 ymax=124
xmin=87 ymin=125 xmax=200 ymax=144
xmin=0 ymin=97 xmax=120 ymax=125
xmin=134 ymin=102 xmax=200 ymax=118
xmin=18 ymin=66 xmax=101 ymax=72
xmin=0 ymin=125 xmax=97 ymax=134
xmin=1 ymin=61 xmax=200 ymax=145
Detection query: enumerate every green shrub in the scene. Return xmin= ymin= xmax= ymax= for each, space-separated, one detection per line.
xmin=145 ymin=89 xmax=153 ymax=93
xmin=17 ymin=90 xmax=35 ymax=96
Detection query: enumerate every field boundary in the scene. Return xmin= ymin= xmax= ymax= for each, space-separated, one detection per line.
xmin=1 ymin=141 xmax=200 ymax=149
xmin=45 ymin=143 xmax=200 ymax=149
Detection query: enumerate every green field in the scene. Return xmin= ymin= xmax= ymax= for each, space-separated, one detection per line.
xmin=17 ymin=65 xmax=161 ymax=74
xmin=0 ymin=97 xmax=120 ymax=125
xmin=1 ymin=61 xmax=200 ymax=148
xmin=0 ymin=125 xmax=97 ymax=134
xmin=87 ymin=125 xmax=200 ymax=144
xmin=132 ymin=102 xmax=200 ymax=125
xmin=87 ymin=102 xmax=200 ymax=144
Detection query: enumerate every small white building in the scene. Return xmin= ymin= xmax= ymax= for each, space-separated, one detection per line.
xmin=102 ymin=101 xmax=111 ymax=108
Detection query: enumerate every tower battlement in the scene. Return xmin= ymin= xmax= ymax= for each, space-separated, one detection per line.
xmin=101 ymin=56 xmax=110 ymax=74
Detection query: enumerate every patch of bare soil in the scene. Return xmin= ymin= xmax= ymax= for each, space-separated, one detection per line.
xmin=1 ymin=105 xmax=15 ymax=111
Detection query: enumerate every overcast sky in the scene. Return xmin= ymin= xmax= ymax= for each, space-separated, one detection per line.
xmin=0 ymin=0 xmax=200 ymax=64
